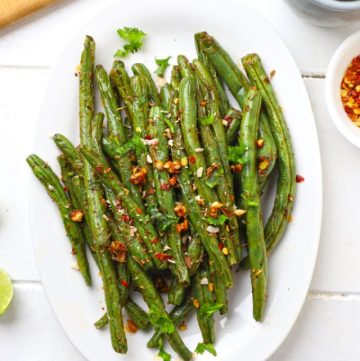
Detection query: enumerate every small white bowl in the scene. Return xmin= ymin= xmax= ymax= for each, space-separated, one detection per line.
xmin=325 ymin=30 xmax=360 ymax=148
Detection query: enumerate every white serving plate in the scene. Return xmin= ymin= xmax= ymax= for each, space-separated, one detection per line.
xmin=28 ymin=1 xmax=322 ymax=360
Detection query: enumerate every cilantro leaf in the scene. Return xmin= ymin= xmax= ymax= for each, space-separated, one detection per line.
xmin=111 ymin=134 xmax=146 ymax=157
xmin=148 ymin=307 xmax=175 ymax=334
xmin=199 ymin=113 xmax=215 ymax=126
xmin=155 ymin=56 xmax=171 ymax=78
xmin=195 ymin=342 xmax=217 ymax=356
xmin=205 ymin=215 xmax=228 ymax=226
xmin=157 ymin=214 xmax=179 ymax=233
xmin=157 ymin=338 xmax=171 ymax=361
xmin=115 ymin=27 xmax=146 ymax=58
xmin=199 ymin=302 xmax=224 ymax=317
xmin=158 ymin=348 xmax=171 ymax=361
xmin=228 ymin=144 xmax=248 ymax=164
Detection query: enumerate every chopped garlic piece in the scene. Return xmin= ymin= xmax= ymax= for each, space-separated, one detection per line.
xmin=146 ymin=154 xmax=153 ymax=163
xmin=196 ymin=167 xmax=204 ymax=178
xmin=207 ymin=225 xmax=220 ymax=233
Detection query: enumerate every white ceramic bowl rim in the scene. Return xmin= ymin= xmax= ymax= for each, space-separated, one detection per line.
xmin=325 ymin=30 xmax=360 ymax=148
xmin=312 ymin=0 xmax=360 ymax=10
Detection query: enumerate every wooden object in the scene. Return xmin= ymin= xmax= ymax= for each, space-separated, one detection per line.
xmin=0 ymin=0 xmax=58 ymax=28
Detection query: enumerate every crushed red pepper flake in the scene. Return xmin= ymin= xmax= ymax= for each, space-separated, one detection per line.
xmin=122 ymin=214 xmax=130 ymax=222
xmin=296 ymin=175 xmax=305 ymax=183
xmin=341 ymin=55 xmax=360 ymax=125
xmin=154 ymin=252 xmax=173 ymax=261
xmin=151 ymin=237 xmax=160 ymax=245
xmin=188 ymin=155 xmax=196 ymax=164
xmin=160 ymin=183 xmax=170 ymax=191
xmin=223 ymin=114 xmax=233 ymax=126
xmin=121 ymin=279 xmax=129 ymax=287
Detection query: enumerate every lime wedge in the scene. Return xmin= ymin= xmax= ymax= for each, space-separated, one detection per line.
xmin=0 ymin=269 xmax=13 ymax=315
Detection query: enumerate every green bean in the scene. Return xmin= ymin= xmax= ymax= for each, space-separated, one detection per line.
xmin=239 ymin=88 xmax=267 ymax=321
xmin=94 ymin=313 xmax=108 ymax=329
xmin=95 ymin=65 xmax=144 ymax=208
xmin=225 ymin=108 xmax=243 ymax=145
xmin=53 ymin=134 xmax=83 ymax=173
xmin=197 ymin=32 xmax=277 ymax=182
xmin=132 ymin=63 xmax=160 ymax=105
xmin=147 ymin=106 xmax=189 ymax=285
xmin=172 ymin=86 xmax=233 ymax=288
xmin=195 ymin=71 xmax=241 ymax=265
xmin=194 ymin=264 xmax=215 ymax=344
xmin=242 ymin=53 xmax=296 ymax=253
xmin=168 ymin=276 xmax=186 ymax=306
xmin=194 ymin=32 xmax=229 ymax=117
xmin=127 ymin=257 xmax=193 ymax=361
xmin=26 ymin=155 xmax=91 ymax=285
xmin=79 ymin=36 xmax=126 ymax=353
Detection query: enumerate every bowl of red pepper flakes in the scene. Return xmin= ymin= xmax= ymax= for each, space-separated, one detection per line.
xmin=325 ymin=30 xmax=360 ymax=148
xmin=340 ymin=56 xmax=360 ymax=125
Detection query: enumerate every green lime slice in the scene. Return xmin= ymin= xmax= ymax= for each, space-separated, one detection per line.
xmin=0 ymin=269 xmax=13 ymax=315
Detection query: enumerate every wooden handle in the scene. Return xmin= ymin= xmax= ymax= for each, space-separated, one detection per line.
xmin=0 ymin=0 xmax=58 ymax=28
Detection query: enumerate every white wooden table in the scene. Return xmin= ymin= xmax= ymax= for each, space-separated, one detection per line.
xmin=1 ymin=1 xmax=360 ymax=360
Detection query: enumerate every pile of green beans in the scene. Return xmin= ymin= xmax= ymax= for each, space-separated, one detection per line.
xmin=27 ymin=31 xmax=296 ymax=360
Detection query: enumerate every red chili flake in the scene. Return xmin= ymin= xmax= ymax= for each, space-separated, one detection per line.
xmin=104 ymin=167 xmax=112 ymax=174
xmin=218 ymin=242 xmax=224 ymax=251
xmin=340 ymin=55 xmax=360 ymax=125
xmin=223 ymin=114 xmax=234 ymax=124
xmin=160 ymin=183 xmax=170 ymax=191
xmin=188 ymin=155 xmax=196 ymax=164
xmin=136 ymin=208 xmax=143 ymax=214
xmin=147 ymin=187 xmax=156 ymax=195
xmin=121 ymin=280 xmax=129 ymax=287
xmin=154 ymin=253 xmax=174 ymax=261
xmin=151 ymin=238 xmax=160 ymax=244
xmin=122 ymin=214 xmax=130 ymax=222
xmin=185 ymin=255 xmax=193 ymax=269
xmin=296 ymin=175 xmax=305 ymax=183
xmin=63 ymin=186 xmax=69 ymax=192
xmin=95 ymin=165 xmax=103 ymax=173
xmin=144 ymin=134 xmax=152 ymax=140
